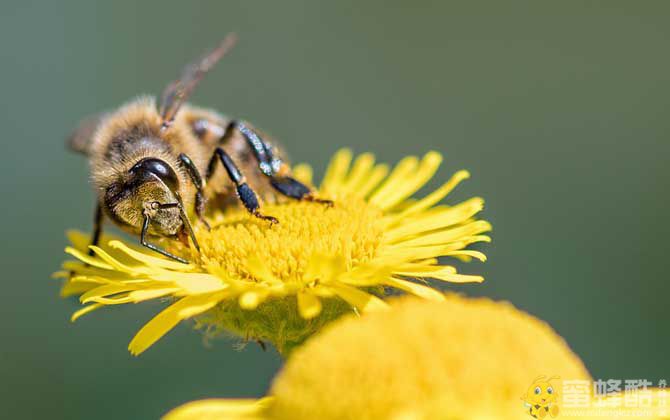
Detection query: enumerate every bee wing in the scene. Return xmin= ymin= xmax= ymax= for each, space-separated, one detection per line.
xmin=67 ymin=112 xmax=109 ymax=155
xmin=159 ymin=33 xmax=237 ymax=129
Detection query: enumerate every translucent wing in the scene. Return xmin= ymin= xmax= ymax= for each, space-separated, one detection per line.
xmin=159 ymin=33 xmax=238 ymax=129
xmin=67 ymin=112 xmax=109 ymax=155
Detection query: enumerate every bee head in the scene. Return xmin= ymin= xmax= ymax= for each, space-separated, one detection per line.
xmin=104 ymin=158 xmax=184 ymax=236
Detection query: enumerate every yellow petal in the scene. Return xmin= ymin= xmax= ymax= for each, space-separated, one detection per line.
xmin=64 ymin=247 xmax=114 ymax=271
xmin=337 ymin=263 xmax=393 ymax=287
xmin=384 ymin=199 xmax=487 ymax=242
xmin=304 ymin=255 xmax=345 ymax=285
xmin=297 ymin=291 xmax=322 ymax=319
xmin=246 ymin=255 xmax=283 ymax=285
xmin=356 ymin=164 xmax=390 ymax=198
xmin=80 ymin=283 xmax=138 ymax=304
xmin=67 ymin=230 xmax=92 ymax=252
xmin=428 ymin=269 xmax=484 ymax=283
xmin=167 ymin=273 xmax=227 ymax=294
xmin=128 ymin=292 xmax=226 ymax=356
xmin=291 ymin=163 xmax=313 ymax=185
xmin=239 ymin=289 xmax=270 ymax=310
xmin=443 ymin=249 xmax=487 ymax=262
xmin=88 ymin=245 xmax=138 ymax=274
xmin=384 ymin=277 xmax=445 ymax=301
xmin=310 ymin=284 xmax=337 ymax=298
xmin=397 ymin=170 xmax=470 ymax=218
xmin=370 ymin=152 xmax=442 ymax=210
xmin=368 ymin=156 xmax=418 ymax=206
xmin=61 ymin=262 xmax=129 ymax=279
xmin=60 ymin=279 xmax=104 ymax=297
xmin=67 ymin=230 xmax=144 ymax=255
xmin=109 ymin=240 xmax=195 ymax=271
xmin=51 ymin=270 xmax=70 ymax=279
xmin=377 ymin=244 xmax=459 ymax=262
xmin=387 ymin=221 xmax=491 ymax=250
xmin=163 ymin=397 xmax=273 ymax=420
xmin=320 ymin=148 xmax=352 ymax=193
xmin=466 ymin=235 xmax=492 ymax=244
xmin=128 ymin=288 xmax=181 ymax=303
xmin=341 ymin=153 xmax=375 ymax=192
xmin=391 ymin=263 xmax=456 ymax=276
xmin=328 ymin=283 xmax=388 ymax=313
xmin=71 ymin=303 xmax=104 ymax=322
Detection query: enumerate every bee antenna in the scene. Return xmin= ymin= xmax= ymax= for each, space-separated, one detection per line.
xmin=159 ymin=33 xmax=238 ymax=130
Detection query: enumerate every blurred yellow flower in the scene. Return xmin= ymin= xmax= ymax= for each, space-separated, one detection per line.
xmin=164 ymin=295 xmax=590 ymax=419
xmin=164 ymin=296 xmax=668 ymax=420
xmin=57 ymin=150 xmax=490 ymax=355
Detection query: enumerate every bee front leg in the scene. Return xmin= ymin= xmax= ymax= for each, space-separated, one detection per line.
xmin=206 ymin=147 xmax=278 ymax=224
xmin=178 ymin=153 xmax=210 ymax=230
xmin=88 ymin=203 xmax=104 ymax=256
xmin=140 ymin=208 xmax=190 ymax=264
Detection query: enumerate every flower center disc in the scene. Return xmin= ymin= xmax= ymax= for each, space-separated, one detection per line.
xmin=179 ymin=198 xmax=383 ymax=283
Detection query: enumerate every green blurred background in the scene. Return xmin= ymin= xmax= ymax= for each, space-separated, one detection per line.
xmin=1 ymin=1 xmax=668 ymax=418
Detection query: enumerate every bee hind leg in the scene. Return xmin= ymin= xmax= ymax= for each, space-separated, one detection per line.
xmin=207 ymin=147 xmax=278 ymax=224
xmin=227 ymin=121 xmax=332 ymax=205
xmin=269 ymin=176 xmax=333 ymax=205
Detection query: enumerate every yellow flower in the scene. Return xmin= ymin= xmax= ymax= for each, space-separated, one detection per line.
xmin=162 ymin=295 xmax=586 ymax=419
xmin=164 ymin=296 xmax=668 ymax=420
xmin=57 ymin=150 xmax=490 ymax=355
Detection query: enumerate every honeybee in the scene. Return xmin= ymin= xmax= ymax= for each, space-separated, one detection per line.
xmin=68 ymin=34 xmax=330 ymax=264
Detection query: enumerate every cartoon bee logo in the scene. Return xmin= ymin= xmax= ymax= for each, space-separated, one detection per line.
xmin=522 ymin=375 xmax=560 ymax=418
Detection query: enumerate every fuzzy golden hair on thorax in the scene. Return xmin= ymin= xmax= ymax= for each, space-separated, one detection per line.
xmin=89 ymin=97 xmax=206 ymax=201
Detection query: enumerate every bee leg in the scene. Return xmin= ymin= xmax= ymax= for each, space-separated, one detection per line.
xmin=269 ymin=177 xmax=333 ymax=206
xmin=178 ymin=153 xmax=210 ymax=230
xmin=207 ymin=147 xmax=278 ymax=224
xmin=226 ymin=121 xmax=332 ymax=205
xmin=88 ymin=203 xmax=104 ymax=256
xmin=140 ymin=213 xmax=190 ymax=264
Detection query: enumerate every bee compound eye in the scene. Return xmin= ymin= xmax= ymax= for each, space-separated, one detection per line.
xmin=129 ymin=158 xmax=179 ymax=191
xmin=535 ymin=387 xmax=542 ymax=395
